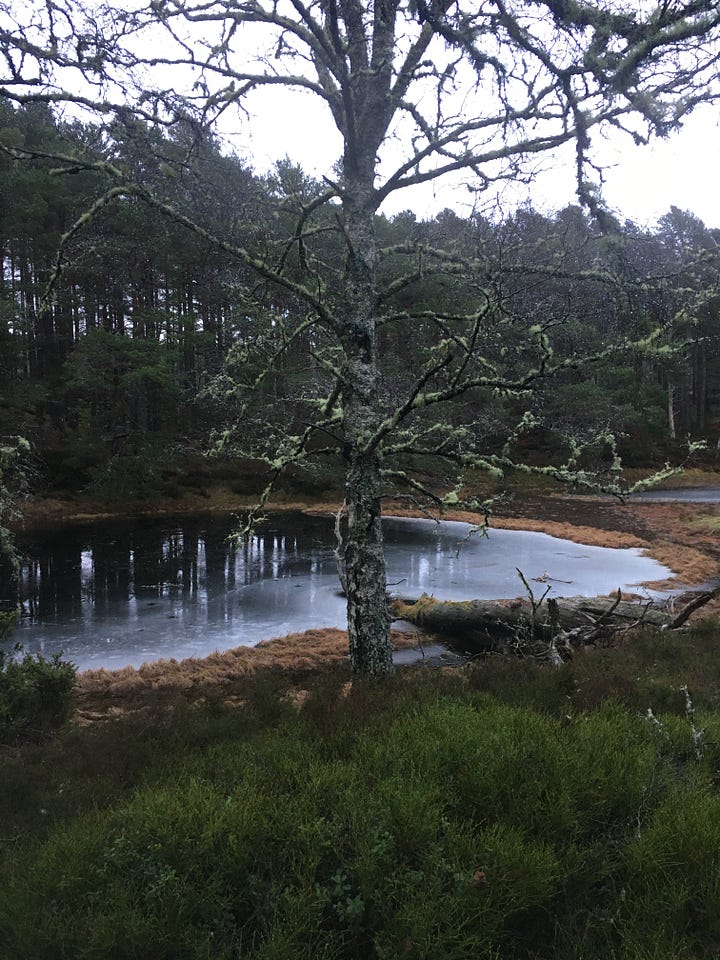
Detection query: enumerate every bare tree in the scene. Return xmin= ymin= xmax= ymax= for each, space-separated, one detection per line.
xmin=1 ymin=0 xmax=719 ymax=673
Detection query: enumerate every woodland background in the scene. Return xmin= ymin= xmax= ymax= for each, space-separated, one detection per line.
xmin=2 ymin=101 xmax=719 ymax=503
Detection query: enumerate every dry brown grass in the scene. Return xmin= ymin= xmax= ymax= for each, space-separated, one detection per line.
xmin=74 ymin=628 xmax=420 ymax=723
xmin=693 ymin=515 xmax=720 ymax=532
xmin=640 ymin=543 xmax=718 ymax=588
xmin=488 ymin=516 xmax=649 ymax=549
xmin=623 ymin=503 xmax=719 ymax=582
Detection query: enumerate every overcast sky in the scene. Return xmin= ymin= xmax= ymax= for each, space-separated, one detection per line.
xmin=238 ymin=91 xmax=720 ymax=229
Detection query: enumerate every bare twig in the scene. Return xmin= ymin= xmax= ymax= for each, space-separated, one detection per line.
xmin=668 ymin=586 xmax=720 ymax=630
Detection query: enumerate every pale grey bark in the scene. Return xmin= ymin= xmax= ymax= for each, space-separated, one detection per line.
xmin=339 ymin=172 xmax=393 ymax=673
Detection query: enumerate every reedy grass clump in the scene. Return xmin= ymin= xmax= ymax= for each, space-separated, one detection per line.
xmin=2 ymin=620 xmax=720 ymax=959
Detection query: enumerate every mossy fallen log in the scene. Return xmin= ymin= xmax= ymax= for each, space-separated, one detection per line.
xmin=392 ymin=593 xmax=673 ymax=634
xmin=390 ymin=592 xmax=674 ymax=652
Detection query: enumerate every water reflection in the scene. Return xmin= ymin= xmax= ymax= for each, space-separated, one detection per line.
xmin=14 ymin=514 xmax=341 ymax=671
xmin=13 ymin=513 xmax=674 ymax=672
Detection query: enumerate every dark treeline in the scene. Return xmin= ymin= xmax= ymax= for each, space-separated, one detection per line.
xmin=2 ymin=101 xmax=719 ymax=498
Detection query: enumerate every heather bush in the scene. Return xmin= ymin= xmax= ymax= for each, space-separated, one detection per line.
xmin=0 ymin=643 xmax=77 ymax=743
xmin=3 ymin=622 xmax=720 ymax=958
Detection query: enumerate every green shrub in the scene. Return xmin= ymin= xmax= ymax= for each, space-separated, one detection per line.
xmin=0 ymin=648 xmax=77 ymax=743
xmin=4 ymin=661 xmax=720 ymax=959
xmin=620 ymin=783 xmax=720 ymax=952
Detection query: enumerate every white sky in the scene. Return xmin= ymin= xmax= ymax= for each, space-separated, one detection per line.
xmin=17 ymin=0 xmax=715 ymax=232
xmin=236 ymin=90 xmax=720 ymax=229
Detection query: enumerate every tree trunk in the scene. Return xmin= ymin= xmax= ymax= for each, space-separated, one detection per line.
xmin=696 ymin=339 xmax=707 ymax=432
xmin=341 ymin=175 xmax=393 ymax=676
xmin=345 ymin=451 xmax=392 ymax=673
xmin=0 ymin=555 xmax=19 ymax=613
xmin=680 ymin=372 xmax=692 ymax=433
xmin=667 ymin=380 xmax=676 ymax=439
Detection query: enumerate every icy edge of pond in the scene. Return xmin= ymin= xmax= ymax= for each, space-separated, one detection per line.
xmin=382 ymin=516 xmax=678 ymax=600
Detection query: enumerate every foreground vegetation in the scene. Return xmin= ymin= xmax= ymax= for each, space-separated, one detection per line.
xmin=3 ymin=618 xmax=720 ymax=959
xmin=0 ymin=611 xmax=77 ymax=744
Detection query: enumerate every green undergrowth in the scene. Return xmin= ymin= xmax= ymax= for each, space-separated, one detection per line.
xmin=0 ymin=614 xmax=78 ymax=744
xmin=3 ymin=620 xmax=720 ymax=959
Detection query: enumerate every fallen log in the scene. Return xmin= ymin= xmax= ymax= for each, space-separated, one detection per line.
xmin=390 ymin=589 xmax=718 ymax=658
xmin=392 ymin=593 xmax=667 ymax=636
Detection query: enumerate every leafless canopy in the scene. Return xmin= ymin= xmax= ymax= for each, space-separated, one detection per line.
xmin=2 ymin=0 xmax=720 ymax=208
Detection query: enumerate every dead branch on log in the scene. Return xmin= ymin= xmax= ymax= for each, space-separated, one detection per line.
xmin=668 ymin=585 xmax=720 ymax=629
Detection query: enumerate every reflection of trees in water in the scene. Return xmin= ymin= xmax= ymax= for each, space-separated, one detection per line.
xmin=0 ymin=553 xmax=18 ymax=612
xmin=90 ymin=529 xmax=132 ymax=609
xmin=180 ymin=526 xmax=199 ymax=595
xmin=18 ymin=533 xmax=83 ymax=619
xmin=238 ymin=532 xmax=314 ymax=587
xmin=132 ymin=528 xmax=168 ymax=598
xmin=16 ymin=515 xmax=331 ymax=622
xmin=204 ymin=529 xmax=230 ymax=606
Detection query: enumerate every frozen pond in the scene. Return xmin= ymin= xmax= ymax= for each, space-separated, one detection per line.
xmin=11 ymin=513 xmax=674 ymax=672
xmin=631 ymin=486 xmax=720 ymax=503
